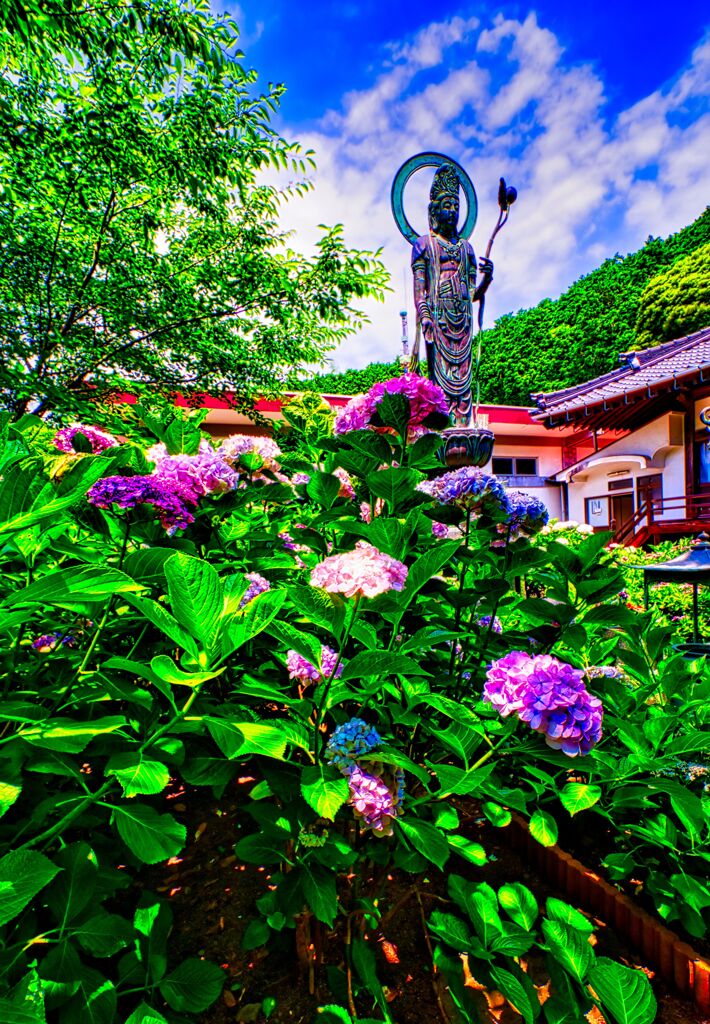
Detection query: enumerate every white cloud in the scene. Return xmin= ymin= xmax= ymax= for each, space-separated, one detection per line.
xmin=274 ymin=15 xmax=710 ymax=373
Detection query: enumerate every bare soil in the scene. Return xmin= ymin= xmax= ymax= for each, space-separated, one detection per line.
xmin=145 ymin=780 xmax=709 ymax=1024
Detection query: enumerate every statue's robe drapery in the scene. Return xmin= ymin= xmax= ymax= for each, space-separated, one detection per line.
xmin=411 ymin=232 xmax=478 ymax=427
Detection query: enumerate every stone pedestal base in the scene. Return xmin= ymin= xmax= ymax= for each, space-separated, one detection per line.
xmin=441 ymin=426 xmax=495 ymax=468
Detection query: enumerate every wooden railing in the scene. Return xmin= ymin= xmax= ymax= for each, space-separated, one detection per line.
xmin=612 ymin=493 xmax=710 ymax=545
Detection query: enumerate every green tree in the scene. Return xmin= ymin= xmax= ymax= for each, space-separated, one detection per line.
xmin=0 ymin=2 xmax=388 ymax=419
xmin=635 ymin=242 xmax=710 ymax=349
xmin=292 ymin=359 xmax=404 ymax=395
xmin=475 ymin=207 xmax=710 ymax=406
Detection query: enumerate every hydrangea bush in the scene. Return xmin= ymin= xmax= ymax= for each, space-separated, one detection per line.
xmin=1 ymin=385 xmax=704 ymax=1022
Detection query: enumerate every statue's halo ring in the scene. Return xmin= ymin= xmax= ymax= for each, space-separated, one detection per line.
xmin=391 ymin=152 xmax=478 ymax=246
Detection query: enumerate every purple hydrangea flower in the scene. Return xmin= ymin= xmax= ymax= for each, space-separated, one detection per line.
xmin=287 ymin=644 xmax=344 ymax=684
xmin=239 ymin=572 xmax=271 ymax=608
xmin=504 ymin=491 xmax=550 ymax=538
xmin=32 ymin=631 xmax=76 ymax=652
xmin=54 ymin=424 xmax=118 ymax=454
xmin=325 ymin=718 xmax=382 ymax=771
xmin=151 ymin=441 xmax=238 ymax=496
xmin=478 ymin=614 xmax=503 ymax=634
xmin=483 ymin=651 xmax=603 ymax=757
xmin=292 ymin=472 xmax=311 ymax=486
xmin=347 ymin=764 xmax=403 ymax=835
xmin=417 ymin=467 xmax=507 ymax=516
xmin=87 ymin=475 xmax=199 ymax=534
xmin=432 ymin=521 xmax=448 ymax=538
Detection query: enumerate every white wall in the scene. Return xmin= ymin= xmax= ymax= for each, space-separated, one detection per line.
xmin=483 ymin=443 xmax=565 ymax=519
xmin=566 ymin=413 xmax=687 ymax=524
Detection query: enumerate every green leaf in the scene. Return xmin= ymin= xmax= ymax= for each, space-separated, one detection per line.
xmin=490 ymin=966 xmax=538 ymax=1024
xmin=428 ymin=910 xmax=476 ymax=952
xmin=0 ymin=998 xmax=46 ymax=1024
xmin=242 ymin=919 xmax=270 ymax=950
xmin=0 ymin=849 xmax=60 ymax=927
xmin=529 ymin=809 xmax=558 ymax=847
xmin=73 ymin=912 xmax=134 ymax=957
xmin=306 ymin=471 xmax=342 ymax=509
xmin=206 ymin=719 xmax=290 ymax=759
xmin=234 ymin=832 xmax=287 ymax=865
xmin=3 ymin=566 xmax=143 ymax=608
xmin=0 ymin=778 xmax=21 ymax=818
xmin=226 ymin=589 xmax=287 ymax=654
xmin=123 ymin=594 xmax=199 ymax=657
xmin=125 ymin=1003 xmax=169 ymax=1024
xmin=58 ymin=967 xmax=116 ymax=1024
xmin=150 ymin=654 xmax=222 ymax=688
xmin=559 ymin=783 xmax=602 ymax=816
xmin=165 ymin=553 xmax=223 ymax=651
xmin=372 ymin=392 xmax=411 ymax=436
xmin=546 ymin=898 xmax=594 ymax=935
xmin=302 ymin=863 xmax=338 ymax=926
xmin=159 ymin=958 xmax=225 ymax=1013
xmin=366 ymin=467 xmax=419 ymax=511
xmin=396 ymin=540 xmax=461 ymax=614
xmin=122 ymin=548 xmax=175 ymax=583
xmin=316 ymin=1007 xmax=353 ymax=1024
xmin=46 ymin=842 xmax=97 ymax=925
xmin=468 ymin=885 xmax=504 ymax=948
xmin=588 ymin=958 xmax=657 ymax=1024
xmin=398 ymin=819 xmax=449 ymax=869
xmin=351 ymin=935 xmax=389 ymax=1018
xmin=20 ymin=716 xmax=126 ymax=753
xmin=106 ymin=754 xmax=170 ymax=798
xmin=498 ymin=883 xmax=538 ymax=929
xmin=481 ymin=801 xmax=512 ymax=827
xmin=446 ymin=834 xmax=487 ymax=865
xmin=301 ymin=766 xmax=349 ymax=819
xmin=113 ymin=804 xmax=186 ymax=864
xmin=541 ymin=919 xmax=594 ymax=982
xmin=340 ymin=650 xmax=430 ymax=682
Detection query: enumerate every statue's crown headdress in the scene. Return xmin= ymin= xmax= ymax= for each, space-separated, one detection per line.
xmin=430 ymin=163 xmax=460 ymax=203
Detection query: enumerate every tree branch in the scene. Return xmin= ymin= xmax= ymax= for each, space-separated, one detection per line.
xmin=59 ymin=189 xmax=117 ymax=338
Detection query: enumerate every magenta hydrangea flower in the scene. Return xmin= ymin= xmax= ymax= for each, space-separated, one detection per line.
xmin=483 ymin=652 xmax=603 ymax=757
xmin=87 ymin=475 xmax=199 ymax=534
xmin=239 ymin=572 xmax=271 ymax=608
xmin=310 ymin=541 xmax=408 ymax=599
xmin=431 ymin=521 xmax=448 ymax=538
xmin=334 ymin=373 xmax=448 ymax=437
xmin=418 ymin=466 xmax=507 ymax=516
xmin=151 ymin=440 xmax=238 ymax=496
xmin=54 ymin=424 xmax=118 ymax=454
xmin=347 ymin=765 xmax=403 ymax=835
xmin=287 ymin=644 xmax=343 ymax=684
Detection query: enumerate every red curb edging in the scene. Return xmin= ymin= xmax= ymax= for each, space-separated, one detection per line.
xmin=508 ymin=813 xmax=710 ymax=1014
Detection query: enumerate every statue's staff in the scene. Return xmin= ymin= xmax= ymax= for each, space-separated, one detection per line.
xmin=473 ymin=178 xmax=517 ymax=424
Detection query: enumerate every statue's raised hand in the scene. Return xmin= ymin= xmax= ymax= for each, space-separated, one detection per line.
xmin=479 ymin=256 xmax=494 ymax=278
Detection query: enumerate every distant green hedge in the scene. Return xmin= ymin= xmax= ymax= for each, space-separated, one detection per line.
xmin=291 ymin=359 xmax=403 ymax=396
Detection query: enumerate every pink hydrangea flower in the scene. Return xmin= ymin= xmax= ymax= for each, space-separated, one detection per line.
xmin=333 ymin=467 xmax=356 ymax=500
xmin=359 ymin=499 xmax=385 ymax=523
xmin=347 ymin=765 xmax=403 ymax=835
xmin=220 ymin=434 xmax=282 ymax=469
xmin=286 ymin=644 xmax=343 ymax=684
xmin=310 ymin=541 xmax=408 ymax=599
xmin=151 ymin=440 xmax=238 ymax=496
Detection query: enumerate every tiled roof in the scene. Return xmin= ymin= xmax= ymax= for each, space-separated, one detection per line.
xmin=531 ymin=326 xmax=710 ymax=420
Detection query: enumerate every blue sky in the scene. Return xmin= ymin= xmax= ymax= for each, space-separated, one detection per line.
xmin=224 ymin=1 xmax=710 ymax=371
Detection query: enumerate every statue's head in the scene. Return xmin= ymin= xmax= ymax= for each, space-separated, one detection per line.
xmin=428 ymin=163 xmax=460 ymax=236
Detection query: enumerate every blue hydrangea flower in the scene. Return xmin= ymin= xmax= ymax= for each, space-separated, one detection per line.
xmin=504 ymin=490 xmax=549 ymax=538
xmin=418 ymin=467 xmax=508 ymax=516
xmin=326 ymin=718 xmax=382 ymax=771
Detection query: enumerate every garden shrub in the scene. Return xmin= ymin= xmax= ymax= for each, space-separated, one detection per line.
xmin=1 ymin=385 xmax=707 ymax=1022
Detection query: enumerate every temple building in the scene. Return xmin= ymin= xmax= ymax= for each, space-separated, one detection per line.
xmin=196 ymin=326 xmax=710 ymax=546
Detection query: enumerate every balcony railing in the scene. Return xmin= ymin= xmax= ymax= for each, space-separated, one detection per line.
xmin=611 ymin=494 xmax=710 ymax=545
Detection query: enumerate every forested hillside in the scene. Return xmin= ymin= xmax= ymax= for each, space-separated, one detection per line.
xmin=301 ymin=207 xmax=710 ymax=402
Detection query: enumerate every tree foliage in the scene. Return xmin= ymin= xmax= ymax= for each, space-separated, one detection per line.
xmin=635 ymin=242 xmax=710 ymax=350
xmin=476 ymin=207 xmax=710 ymax=406
xmin=293 ymin=359 xmax=404 ymax=396
xmin=0 ymin=1 xmax=389 ymax=419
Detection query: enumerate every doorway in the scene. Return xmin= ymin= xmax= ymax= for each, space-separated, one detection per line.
xmin=609 ymin=493 xmax=634 ymax=534
xmin=637 ymin=474 xmax=663 ymax=517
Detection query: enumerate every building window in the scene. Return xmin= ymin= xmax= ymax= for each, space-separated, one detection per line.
xmin=492 ymin=457 xmax=538 ymax=476
xmin=608 ymin=478 xmax=633 ymax=492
